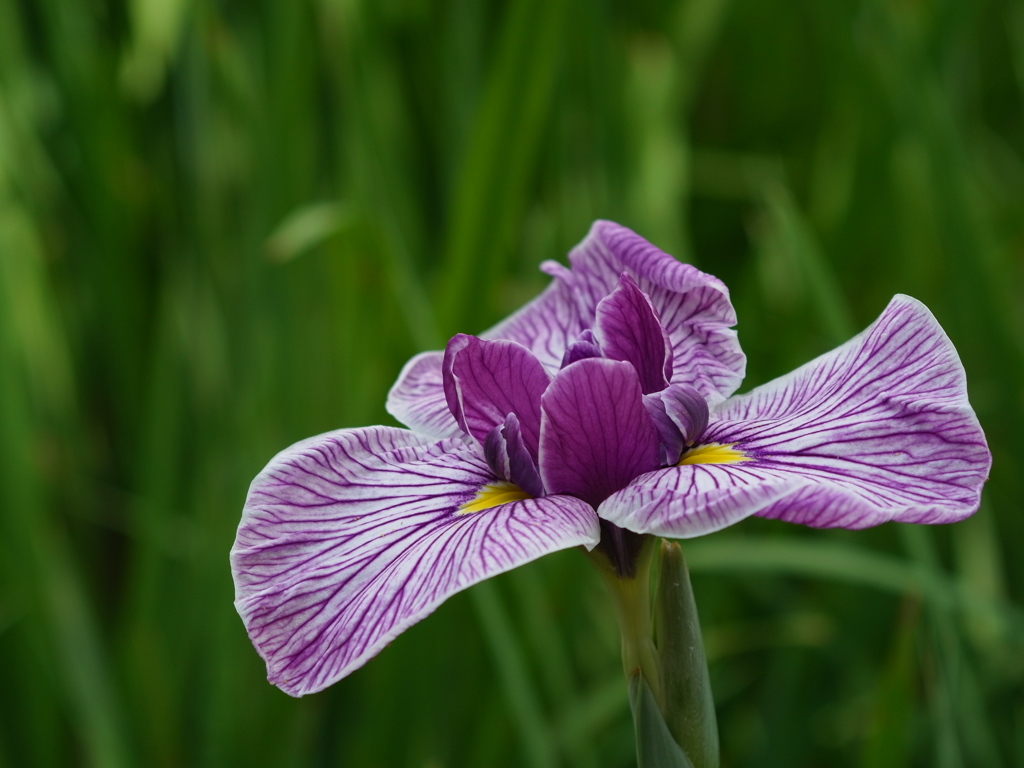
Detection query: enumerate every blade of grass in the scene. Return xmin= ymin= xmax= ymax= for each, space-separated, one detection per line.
xmin=438 ymin=0 xmax=570 ymax=333
xmin=510 ymin=565 xmax=600 ymax=768
xmin=471 ymin=580 xmax=559 ymax=768
xmin=685 ymin=536 xmax=1024 ymax=640
xmin=0 ymin=216 xmax=130 ymax=768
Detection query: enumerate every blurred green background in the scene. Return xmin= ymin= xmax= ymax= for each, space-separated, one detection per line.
xmin=1 ymin=0 xmax=1023 ymax=765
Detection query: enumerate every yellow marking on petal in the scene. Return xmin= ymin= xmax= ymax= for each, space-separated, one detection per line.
xmin=458 ymin=482 xmax=530 ymax=515
xmin=678 ymin=442 xmax=750 ymax=466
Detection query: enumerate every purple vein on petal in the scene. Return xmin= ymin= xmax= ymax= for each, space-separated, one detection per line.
xmin=231 ymin=426 xmax=599 ymax=696
xmin=624 ymin=295 xmax=990 ymax=530
xmin=595 ymin=273 xmax=673 ymax=394
xmin=443 ymin=334 xmax=552 ymax=457
xmin=386 ymin=351 xmax=462 ymax=439
xmin=539 ymin=357 xmax=662 ymax=508
xmin=567 ymin=221 xmax=746 ymax=404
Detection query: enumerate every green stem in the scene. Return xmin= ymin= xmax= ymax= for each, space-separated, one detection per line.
xmin=587 ymin=537 xmax=663 ymax=706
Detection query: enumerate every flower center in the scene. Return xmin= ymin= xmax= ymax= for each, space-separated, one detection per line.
xmin=678 ymin=442 xmax=749 ymax=465
xmin=458 ymin=482 xmax=530 ymax=515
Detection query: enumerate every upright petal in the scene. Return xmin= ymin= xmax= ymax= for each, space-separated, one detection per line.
xmin=484 ymin=222 xmax=745 ymax=400
xmin=232 ymin=426 xmax=599 ymax=696
xmin=560 ymin=329 xmax=603 ymax=368
xmin=659 ymin=383 xmax=710 ymax=444
xmin=643 ymin=384 xmax=710 ymax=465
xmin=608 ymin=295 xmax=990 ymax=534
xmin=595 ymin=273 xmax=672 ymax=394
xmin=386 ymin=351 xmax=462 ymax=439
xmin=483 ymin=413 xmax=545 ymax=498
xmin=443 ymin=335 xmax=552 ymax=457
xmin=567 ymin=221 xmax=746 ymax=404
xmin=539 ymin=357 xmax=662 ymax=507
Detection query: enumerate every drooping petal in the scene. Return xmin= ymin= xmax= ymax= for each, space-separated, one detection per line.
xmin=595 ymin=273 xmax=672 ymax=394
xmin=443 ymin=335 xmax=552 ymax=457
xmin=483 ymin=413 xmax=545 ymax=498
xmin=567 ymin=221 xmax=746 ymax=405
xmin=232 ymin=426 xmax=599 ymax=697
xmin=385 ymin=351 xmax=462 ymax=439
xmin=608 ymin=295 xmax=991 ymax=534
xmin=600 ymin=464 xmax=806 ymax=538
xmin=539 ymin=357 xmax=662 ymax=508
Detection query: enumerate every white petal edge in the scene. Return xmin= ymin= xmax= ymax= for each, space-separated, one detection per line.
xmin=385 ymin=351 xmax=462 ymax=439
xmin=231 ymin=426 xmax=600 ymax=696
xmin=567 ymin=221 xmax=746 ymax=404
xmin=599 ymin=464 xmax=807 ymax=537
xmin=622 ymin=295 xmax=990 ymax=532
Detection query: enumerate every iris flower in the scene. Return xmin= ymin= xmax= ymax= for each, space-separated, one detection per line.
xmin=232 ymin=221 xmax=990 ymax=697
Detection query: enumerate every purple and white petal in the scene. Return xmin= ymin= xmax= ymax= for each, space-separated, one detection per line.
xmin=482 ymin=261 xmax=587 ymax=370
xmin=698 ymin=295 xmax=990 ymax=528
xmin=567 ymin=221 xmax=746 ymax=404
xmin=600 ymin=464 xmax=806 ymax=538
xmin=232 ymin=426 xmax=599 ymax=697
xmin=443 ymin=335 xmax=552 ymax=456
xmin=385 ymin=351 xmax=462 ymax=439
xmin=595 ymin=273 xmax=672 ymax=394
xmin=539 ymin=357 xmax=662 ymax=508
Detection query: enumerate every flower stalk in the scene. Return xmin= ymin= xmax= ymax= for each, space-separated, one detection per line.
xmin=588 ymin=535 xmax=663 ymax=705
xmin=591 ymin=536 xmax=719 ymax=767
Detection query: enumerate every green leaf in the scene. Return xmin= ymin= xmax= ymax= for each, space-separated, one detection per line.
xmin=629 ymin=672 xmax=695 ymax=768
xmin=656 ymin=540 xmax=720 ymax=768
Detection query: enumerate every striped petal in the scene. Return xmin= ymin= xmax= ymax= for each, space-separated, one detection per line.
xmin=600 ymin=465 xmax=806 ymax=538
xmin=564 ymin=221 xmax=745 ymax=405
xmin=602 ymin=295 xmax=990 ymax=535
xmin=232 ymin=426 xmax=599 ymax=696
xmin=385 ymin=351 xmax=461 ymax=439
xmin=387 ymin=221 xmax=745 ymax=432
xmin=595 ymin=273 xmax=672 ymax=394
xmin=539 ymin=357 xmax=662 ymax=508
xmin=483 ymin=260 xmax=587 ymax=369
xmin=443 ymin=334 xmax=551 ymax=456
xmin=485 ymin=222 xmax=745 ymax=403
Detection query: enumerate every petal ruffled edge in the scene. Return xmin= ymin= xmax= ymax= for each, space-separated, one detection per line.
xmin=607 ymin=295 xmax=990 ymax=536
xmin=231 ymin=426 xmax=599 ymax=696
xmin=483 ymin=221 xmax=746 ymax=403
xmin=568 ymin=221 xmax=746 ymax=404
